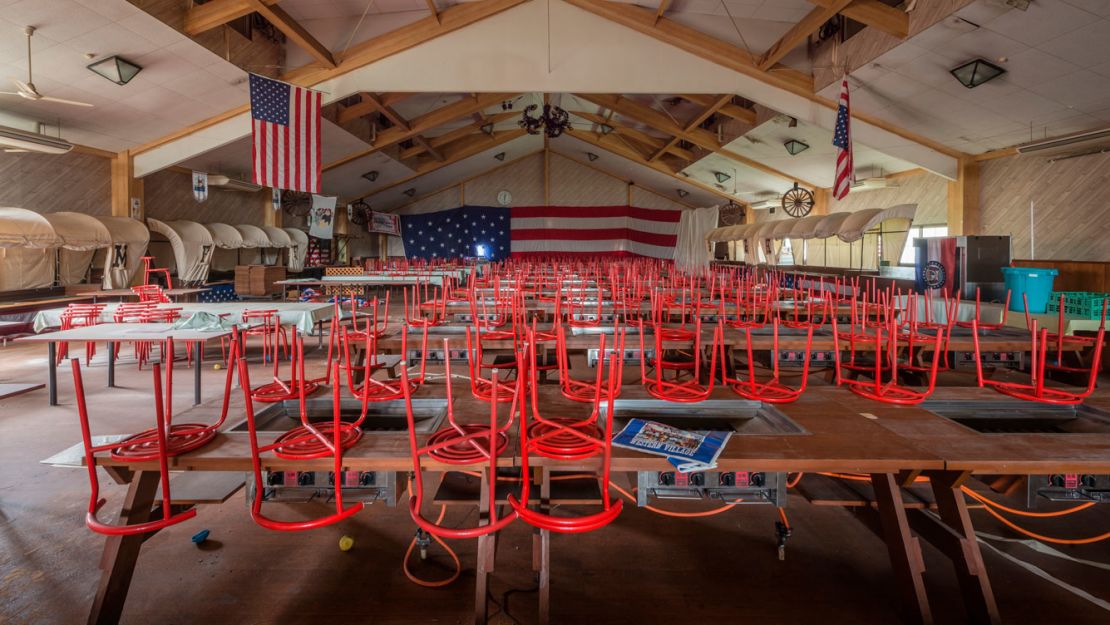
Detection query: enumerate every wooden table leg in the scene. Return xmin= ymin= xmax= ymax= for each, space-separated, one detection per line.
xmin=870 ymin=473 xmax=933 ymax=625
xmin=473 ymin=468 xmax=492 ymax=625
xmin=538 ymin=467 xmax=551 ymax=625
xmin=925 ymin=471 xmax=1001 ymax=625
xmin=87 ymin=471 xmax=159 ymax=625
xmin=48 ymin=341 xmax=58 ymax=405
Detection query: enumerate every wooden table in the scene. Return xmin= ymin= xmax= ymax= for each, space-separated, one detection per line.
xmin=43 ymin=377 xmax=1110 ymax=625
xmin=18 ymin=323 xmax=236 ymax=406
xmin=31 ymin=302 xmax=334 ymax=336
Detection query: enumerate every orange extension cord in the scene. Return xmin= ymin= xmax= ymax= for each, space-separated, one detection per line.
xmin=403 ymin=479 xmax=462 ymax=588
xmin=811 ymin=472 xmax=1107 ymax=545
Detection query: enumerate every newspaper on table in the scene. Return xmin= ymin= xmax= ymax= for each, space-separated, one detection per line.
xmin=612 ymin=418 xmax=731 ymax=473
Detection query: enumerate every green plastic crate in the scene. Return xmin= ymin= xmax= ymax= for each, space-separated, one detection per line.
xmin=1047 ymin=291 xmax=1110 ymax=320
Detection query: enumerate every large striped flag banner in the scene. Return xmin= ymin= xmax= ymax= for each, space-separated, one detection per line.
xmin=832 ymin=77 xmax=853 ymax=200
xmin=510 ymin=205 xmax=681 ymax=258
xmin=249 ymin=73 xmax=321 ymax=193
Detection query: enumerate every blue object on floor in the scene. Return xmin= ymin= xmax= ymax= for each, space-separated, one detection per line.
xmin=191 ymin=529 xmax=210 ymax=545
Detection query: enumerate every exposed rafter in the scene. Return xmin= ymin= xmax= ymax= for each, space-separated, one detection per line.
xmin=567 ymin=128 xmax=747 ymax=206
xmin=426 ymin=0 xmax=441 ymax=23
xmin=563 ymin=0 xmax=814 ymax=93
xmin=398 ymin=111 xmax=518 ymax=160
xmin=363 ymin=128 xmax=529 ymax=198
xmin=134 ymin=0 xmax=526 ymax=159
xmin=413 ymin=135 xmax=445 ymax=162
xmin=566 ymin=0 xmax=964 ymax=161
xmin=653 ymin=0 xmax=670 ymax=25
xmin=184 ymin=0 xmax=280 ymax=35
xmin=248 ymin=0 xmax=336 ymax=68
xmin=651 ymin=94 xmax=733 ymax=162
xmin=570 ymin=109 xmax=693 ymax=161
xmin=759 ymin=0 xmax=852 ymax=71
xmin=324 ymin=92 xmax=517 ymax=171
xmin=809 ymin=0 xmax=909 ymax=38
xmin=679 ymin=94 xmax=756 ymax=126
xmin=575 ymin=94 xmax=820 ymax=189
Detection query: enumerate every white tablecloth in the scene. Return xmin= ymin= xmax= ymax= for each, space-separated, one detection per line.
xmin=33 ymin=302 xmax=335 ymax=336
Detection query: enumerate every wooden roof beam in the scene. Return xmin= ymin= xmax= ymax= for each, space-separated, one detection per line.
xmin=680 ymin=94 xmax=756 ymax=126
xmin=568 ymin=128 xmax=747 ymax=206
xmin=426 ymin=0 xmax=441 ymax=23
xmin=184 ymin=0 xmax=280 ymax=36
xmin=413 ymin=135 xmax=444 ymax=161
xmin=654 ymin=0 xmax=670 ymax=25
xmin=367 ymin=128 xmax=528 ymax=197
xmin=569 ymin=109 xmax=694 ymax=161
xmin=563 ymin=0 xmax=814 ymax=93
xmin=399 ymin=111 xmax=518 ymax=160
xmin=576 ymin=93 xmax=821 ymax=189
xmin=809 ymin=0 xmax=909 ymax=38
xmin=759 ymin=0 xmax=852 ymax=71
xmin=324 ymin=92 xmax=517 ymax=171
xmin=249 ymin=1 xmax=336 ymax=68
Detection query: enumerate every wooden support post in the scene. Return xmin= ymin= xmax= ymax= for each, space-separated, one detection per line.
xmin=870 ymin=473 xmax=933 ymax=625
xmin=110 ymin=151 xmax=142 ymax=219
xmin=87 ymin=471 xmax=160 ymax=625
xmin=947 ymin=158 xmax=980 ymax=235
xmin=812 ymin=187 xmax=829 ymax=216
xmin=923 ymin=471 xmax=1000 ymax=625
xmin=262 ymin=190 xmax=282 ymax=227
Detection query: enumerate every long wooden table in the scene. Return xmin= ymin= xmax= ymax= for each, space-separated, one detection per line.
xmin=42 ymin=373 xmax=1110 ymax=625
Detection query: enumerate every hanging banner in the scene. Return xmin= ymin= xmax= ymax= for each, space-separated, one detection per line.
xmin=192 ymin=171 xmax=208 ymax=202
xmin=271 ymin=187 xmax=281 ymax=211
xmin=308 ymin=194 xmax=336 ymax=240
xmin=368 ymin=210 xmax=400 ymax=236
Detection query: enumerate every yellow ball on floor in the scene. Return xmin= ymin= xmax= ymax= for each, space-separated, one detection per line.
xmin=339 ymin=535 xmax=354 ymax=551
xmin=213 ymin=364 xmax=221 ymax=370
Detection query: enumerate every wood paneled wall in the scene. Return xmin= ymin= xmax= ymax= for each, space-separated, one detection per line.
xmin=1013 ymin=260 xmax=1110 ymax=293
xmin=980 ymin=152 xmax=1110 ymax=262
xmin=827 ymin=171 xmax=948 ymax=224
xmin=143 ymin=169 xmax=266 ymax=225
xmin=0 ymin=150 xmax=111 ymax=215
xmin=393 ymin=151 xmax=692 ymax=214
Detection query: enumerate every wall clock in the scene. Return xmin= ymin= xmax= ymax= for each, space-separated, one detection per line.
xmin=497 ymin=190 xmax=512 ymax=206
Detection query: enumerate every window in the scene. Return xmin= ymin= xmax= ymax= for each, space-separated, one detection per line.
xmin=899 ymin=225 xmax=949 ymax=265
xmin=779 ymin=239 xmax=794 ymax=265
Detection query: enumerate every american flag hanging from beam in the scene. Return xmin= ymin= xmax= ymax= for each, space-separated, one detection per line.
xmin=832 ymin=77 xmax=853 ymax=200
xmin=249 ymin=73 xmax=321 ymax=193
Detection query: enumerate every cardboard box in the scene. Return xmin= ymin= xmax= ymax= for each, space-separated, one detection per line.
xmin=234 ymin=265 xmax=254 ymax=296
xmin=248 ymin=265 xmax=286 ymax=296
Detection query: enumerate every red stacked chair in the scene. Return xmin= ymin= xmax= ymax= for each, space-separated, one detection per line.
xmin=955 ymin=287 xmax=1011 ymax=331
xmin=508 ymin=332 xmax=622 ymax=532
xmin=972 ymin=300 xmax=1105 ymax=404
xmin=465 ymin=325 xmax=520 ymax=402
xmin=556 ymin=323 xmax=624 ymax=402
xmin=401 ymin=341 xmax=520 ymax=537
xmin=141 ymin=256 xmax=172 ymax=289
xmin=241 ymin=309 xmax=290 ymax=363
xmin=832 ymin=311 xmax=946 ymax=405
xmin=56 ymin=303 xmax=105 ymax=365
xmin=720 ymin=318 xmax=814 ymax=403
xmin=404 ymin=283 xmax=447 ymax=328
xmin=238 ymin=336 xmax=366 ymax=530
xmin=69 ymin=336 xmax=240 ymax=534
xmin=638 ymin=318 xmax=721 ymax=402
xmin=131 ymin=284 xmax=171 ymax=303
xmin=341 ymin=322 xmax=428 ymax=401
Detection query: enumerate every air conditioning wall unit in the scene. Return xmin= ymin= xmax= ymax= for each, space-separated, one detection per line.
xmin=850 ymin=176 xmax=899 ymax=191
xmin=208 ymin=175 xmax=263 ymax=192
xmin=0 ymin=124 xmax=72 ymax=154
xmin=1017 ymin=127 xmax=1110 ymax=157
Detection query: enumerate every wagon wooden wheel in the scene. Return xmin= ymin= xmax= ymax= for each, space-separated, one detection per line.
xmin=281 ymin=190 xmax=312 ymax=218
xmin=781 ymin=183 xmax=814 ymax=218
xmin=348 ymin=199 xmax=370 ymax=226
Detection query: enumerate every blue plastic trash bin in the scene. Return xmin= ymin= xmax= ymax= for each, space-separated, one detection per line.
xmin=1001 ymin=266 xmax=1058 ymax=314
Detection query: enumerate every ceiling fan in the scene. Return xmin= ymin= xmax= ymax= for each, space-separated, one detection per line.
xmin=0 ymin=27 xmax=93 ymax=108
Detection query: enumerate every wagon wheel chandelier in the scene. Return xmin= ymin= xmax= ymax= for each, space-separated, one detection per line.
xmin=347 ymin=199 xmax=370 ymax=226
xmin=519 ymin=104 xmax=571 ymax=138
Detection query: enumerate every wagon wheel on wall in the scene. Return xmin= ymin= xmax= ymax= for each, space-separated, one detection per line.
xmin=781 ymin=183 xmax=814 ymax=218
xmin=719 ymin=201 xmax=745 ymax=225
xmin=282 ymin=190 xmax=312 ymax=218
xmin=347 ymin=199 xmax=370 ymax=226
